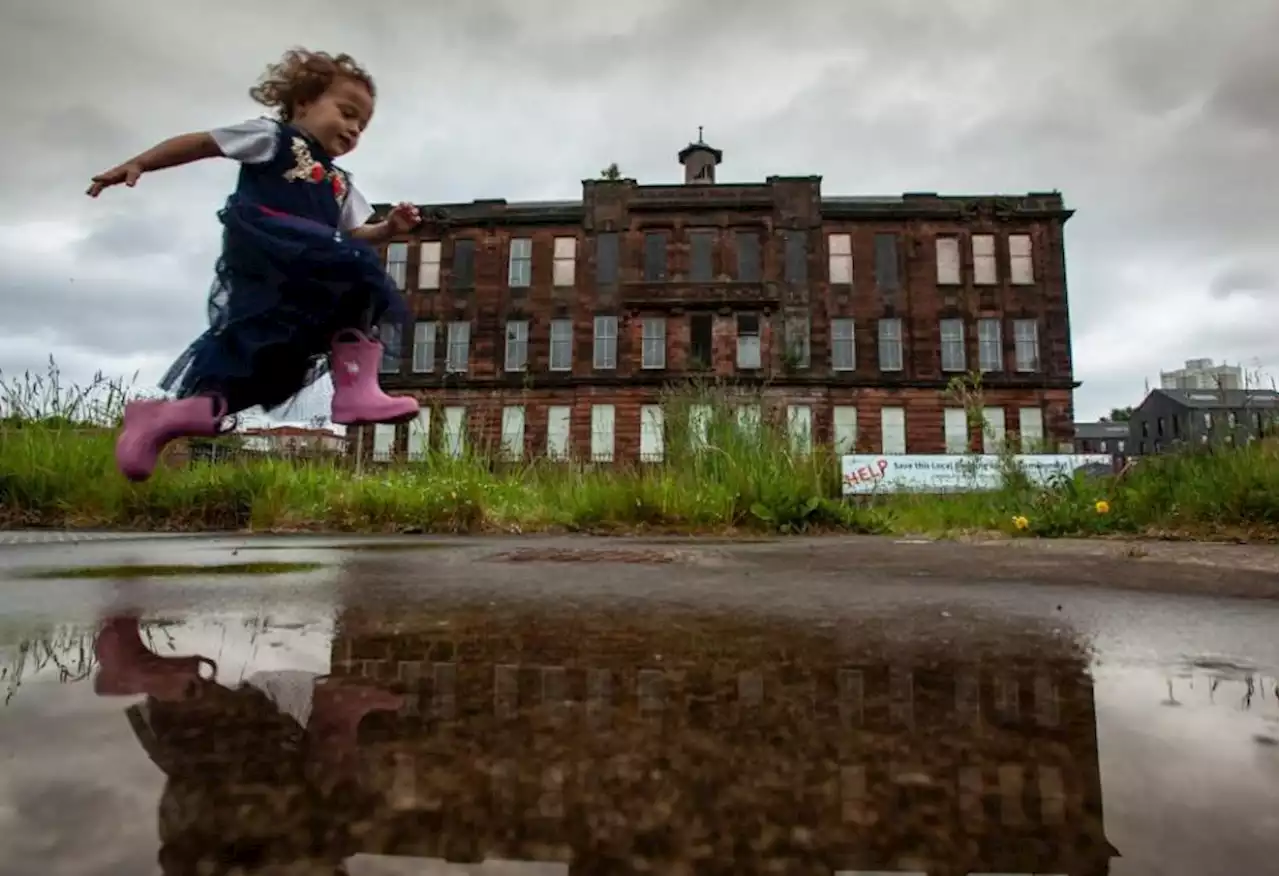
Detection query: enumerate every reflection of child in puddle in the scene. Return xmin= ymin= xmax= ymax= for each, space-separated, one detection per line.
xmin=95 ymin=615 xmax=403 ymax=875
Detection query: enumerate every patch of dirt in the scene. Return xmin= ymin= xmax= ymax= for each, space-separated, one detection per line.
xmin=490 ymin=548 xmax=680 ymax=565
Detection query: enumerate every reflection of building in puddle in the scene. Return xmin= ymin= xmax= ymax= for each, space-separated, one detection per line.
xmin=328 ymin=606 xmax=1119 ymax=875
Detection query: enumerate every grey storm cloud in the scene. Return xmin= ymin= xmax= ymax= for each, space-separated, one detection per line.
xmin=0 ymin=0 xmax=1276 ymax=422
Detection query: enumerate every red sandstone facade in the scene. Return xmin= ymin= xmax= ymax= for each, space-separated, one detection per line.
xmin=359 ymin=140 xmax=1078 ymax=463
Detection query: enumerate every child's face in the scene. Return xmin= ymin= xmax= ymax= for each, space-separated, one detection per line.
xmin=293 ymin=77 xmax=374 ymax=158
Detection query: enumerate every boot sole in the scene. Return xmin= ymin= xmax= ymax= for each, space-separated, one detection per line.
xmin=332 ymin=408 xmax=420 ymax=427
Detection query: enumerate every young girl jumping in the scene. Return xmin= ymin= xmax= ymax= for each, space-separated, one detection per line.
xmin=87 ymin=48 xmax=421 ymax=482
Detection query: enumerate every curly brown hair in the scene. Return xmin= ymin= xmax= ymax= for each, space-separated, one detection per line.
xmin=248 ymin=48 xmax=376 ymax=122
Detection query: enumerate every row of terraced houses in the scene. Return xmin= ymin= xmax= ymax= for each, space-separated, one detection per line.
xmin=358 ymin=137 xmax=1077 ymax=463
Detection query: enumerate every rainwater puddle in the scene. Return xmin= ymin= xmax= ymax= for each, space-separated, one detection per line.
xmin=0 ymin=601 xmax=1274 ymax=876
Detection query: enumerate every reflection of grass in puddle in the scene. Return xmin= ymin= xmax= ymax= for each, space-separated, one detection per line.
xmin=17 ymin=562 xmax=325 ymax=580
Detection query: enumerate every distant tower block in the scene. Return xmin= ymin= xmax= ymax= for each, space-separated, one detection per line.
xmin=679 ymin=126 xmax=723 ymax=184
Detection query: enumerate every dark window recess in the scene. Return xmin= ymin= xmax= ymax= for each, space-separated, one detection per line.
xmin=690 ymin=231 xmax=715 ymax=282
xmin=784 ymin=232 xmax=808 ymax=284
xmin=874 ymin=233 xmax=899 ymax=291
xmin=736 ymin=231 xmax=762 ymax=282
xmin=737 ymin=312 xmax=759 ymax=335
xmin=596 ymin=233 xmax=619 ymax=284
xmin=644 ymin=231 xmax=668 ymax=281
xmin=689 ymin=314 xmax=713 ymax=368
xmin=452 ymin=239 xmax=475 ymax=288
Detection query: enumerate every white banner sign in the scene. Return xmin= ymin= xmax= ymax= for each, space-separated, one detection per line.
xmin=841 ymin=453 xmax=1114 ymax=495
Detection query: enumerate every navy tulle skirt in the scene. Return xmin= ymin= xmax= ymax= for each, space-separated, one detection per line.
xmin=159 ymin=196 xmax=408 ymax=416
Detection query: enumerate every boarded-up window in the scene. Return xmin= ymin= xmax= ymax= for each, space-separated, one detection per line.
xmin=689 ymin=313 xmax=713 ymax=368
xmin=689 ymin=404 xmax=712 ymax=450
xmin=500 ymin=406 xmax=525 ymax=461
xmin=972 ymin=235 xmax=996 ymax=285
xmin=1009 ymin=234 xmax=1034 ymax=284
xmin=784 ymin=314 xmax=810 ymax=368
xmin=828 ymin=233 xmax=853 ymax=284
xmin=874 ymin=234 xmax=899 ymax=290
xmin=983 ymin=407 xmax=1006 ymax=454
xmin=736 ymin=405 xmax=761 ymax=435
xmin=546 ymin=406 xmax=571 ymax=461
xmin=407 ymin=409 xmax=430 ymax=461
xmin=878 ymin=318 xmax=903 ymax=372
xmin=378 ymin=322 xmax=401 ymax=373
xmin=643 ymin=231 xmax=668 ymax=281
xmin=590 ymin=404 xmax=615 ymax=462
xmin=833 ymin=406 xmax=858 ymax=454
xmin=784 ymin=231 xmax=808 ymax=284
xmin=936 ymin=236 xmax=961 ymax=285
xmin=385 ymin=243 xmax=408 ymax=289
xmin=443 ymin=406 xmax=466 ymax=458
xmin=940 ymin=319 xmax=965 ymax=372
xmin=641 ymin=317 xmax=666 ymax=369
xmin=411 ymin=320 xmax=436 ymax=373
xmin=736 ymin=313 xmax=761 ymax=369
xmin=596 ymin=233 xmax=619 ymax=284
xmin=831 ymin=318 xmax=856 ymax=371
xmin=549 ymin=319 xmax=572 ymax=371
xmin=552 ymin=236 xmax=577 ymax=287
xmin=446 ymin=321 xmax=469 ymax=373
xmin=452 ymin=239 xmax=475 ymax=288
xmin=881 ymin=407 xmax=906 ymax=454
xmin=593 ymin=315 xmax=617 ymax=369
xmin=640 ymin=405 xmax=664 ymax=462
xmin=689 ymin=230 xmax=714 ymax=282
xmin=736 ymin=231 xmax=761 ymax=281
xmin=418 ymin=241 xmax=441 ymax=290
xmin=787 ymin=405 xmax=812 ymax=455
xmin=978 ymin=318 xmax=1002 ymax=372
xmin=372 ymin=423 xmax=395 ymax=459
xmin=1020 ymin=407 xmax=1044 ymax=452
xmin=944 ymin=408 xmax=968 ymax=454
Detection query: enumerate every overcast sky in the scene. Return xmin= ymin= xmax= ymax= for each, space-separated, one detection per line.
xmin=2 ymin=0 xmax=1276 ymax=425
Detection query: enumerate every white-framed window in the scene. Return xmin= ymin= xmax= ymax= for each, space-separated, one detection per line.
xmin=500 ymin=405 xmax=525 ymax=461
xmin=412 ymin=320 xmax=436 ymax=373
xmin=878 ymin=318 xmax=903 ymax=372
xmin=978 ymin=318 xmax=1002 ymax=372
xmin=640 ymin=404 xmax=664 ymax=462
xmin=833 ymin=406 xmax=858 ymax=454
xmin=940 ymin=319 xmax=966 ymax=372
xmin=508 ymin=237 xmax=532 ymax=287
xmin=446 ymin=321 xmax=470 ymax=373
xmin=982 ymin=406 xmax=1006 ymax=454
xmin=689 ymin=404 xmax=711 ymax=450
xmin=385 ymin=242 xmax=408 ymax=289
xmin=545 ymin=405 xmax=571 ymax=461
xmin=590 ymin=404 xmax=615 ymax=462
xmin=1009 ymin=234 xmax=1034 ymax=285
xmin=1014 ymin=319 xmax=1040 ymax=372
xmin=378 ymin=322 xmax=401 ymax=374
xmin=443 ymin=406 xmax=465 ymax=458
xmin=641 ymin=317 xmax=666 ymax=369
xmin=407 ymin=409 xmax=430 ymax=461
xmin=504 ymin=320 xmax=528 ymax=372
xmin=881 ymin=407 xmax=906 ymax=454
xmin=828 ymin=233 xmax=853 ymax=284
xmin=736 ymin=314 xmax=761 ymax=370
xmin=787 ymin=405 xmax=812 ymax=455
xmin=549 ymin=319 xmax=572 ymax=371
xmin=831 ymin=318 xmax=856 ymax=371
xmin=552 ymin=236 xmax=577 ymax=287
xmin=372 ymin=423 xmax=395 ymax=459
xmin=972 ymin=234 xmax=996 ymax=285
xmin=736 ymin=404 xmax=761 ymax=436
xmin=944 ymin=408 xmax=968 ymax=454
xmin=418 ymin=241 xmax=441 ymax=290
xmin=593 ymin=315 xmax=617 ymax=369
xmin=936 ymin=236 xmax=961 ymax=285
xmin=1019 ymin=406 xmax=1044 ymax=452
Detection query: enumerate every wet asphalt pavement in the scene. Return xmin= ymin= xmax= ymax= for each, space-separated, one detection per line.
xmin=0 ymin=532 xmax=1275 ymax=876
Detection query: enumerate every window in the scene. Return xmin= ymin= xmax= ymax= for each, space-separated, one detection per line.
xmin=828 ymin=233 xmax=853 ymax=284
xmin=504 ymin=320 xmax=528 ymax=371
xmin=418 ymin=241 xmax=441 ymax=290
xmin=787 ymin=405 xmax=812 ymax=455
xmin=1227 ymin=411 xmax=1238 ymax=429
xmin=982 ymin=407 xmax=1006 ymax=454
xmin=596 ymin=232 xmax=619 ymax=284
xmin=446 ymin=321 xmax=470 ymax=373
xmin=443 ymin=406 xmax=465 ymax=458
xmin=1013 ymin=320 xmax=1040 ymax=372
xmin=593 ymin=315 xmax=617 ymax=369
xmin=940 ymin=319 xmax=966 ymax=372
xmin=411 ymin=320 xmax=436 ymax=373
xmin=689 ymin=313 xmax=713 ymax=369
xmin=736 ymin=405 xmax=761 ymax=435
xmin=784 ymin=231 xmax=808 ymax=284
xmin=736 ymin=231 xmax=761 ymax=281
xmin=546 ymin=406 xmax=571 ymax=461
xmin=873 ymin=234 xmax=899 ymax=291
xmin=689 ymin=404 xmax=711 ymax=451
xmin=590 ymin=404 xmax=615 ymax=462
xmin=641 ymin=317 xmax=666 ymax=369
xmin=881 ymin=407 xmax=906 ymax=454
xmin=552 ymin=236 xmax=576 ymax=287
xmin=507 ymin=238 xmax=532 ymax=288
xmin=1009 ymin=234 xmax=1034 ymax=285
xmin=1117 ymin=440 xmax=1126 ymax=454
xmin=549 ymin=319 xmax=572 ymax=371
xmin=643 ymin=231 xmax=667 ymax=281
xmin=944 ymin=408 xmax=968 ymax=454
xmin=640 ymin=405 xmax=665 ymax=461
xmin=499 ymin=406 xmax=525 ymax=461
xmin=833 ymin=406 xmax=858 ymax=454
xmin=936 ymin=236 xmax=961 ymax=285
xmin=978 ymin=318 xmax=1002 ymax=372
xmin=878 ymin=319 xmax=903 ymax=372
xmin=689 ymin=230 xmax=715 ymax=282
xmin=407 ymin=409 xmax=430 ymax=461
xmin=378 ymin=322 xmax=401 ymax=373
xmin=831 ymin=318 xmax=856 ymax=371
xmin=972 ymin=235 xmax=996 ymax=285
xmin=452 ymin=239 xmax=475 ymax=288
xmin=372 ymin=423 xmax=395 ymax=459
xmin=736 ymin=314 xmax=761 ymax=369
xmin=785 ymin=314 xmax=810 ymax=369
xmin=1019 ymin=407 xmax=1044 ymax=452
xmin=385 ymin=242 xmax=408 ymax=290
xmin=1156 ymin=417 xmax=1165 ymax=437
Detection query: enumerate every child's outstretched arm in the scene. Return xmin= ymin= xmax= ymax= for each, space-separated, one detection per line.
xmin=87 ymin=132 xmax=223 ymax=197
xmin=349 ymin=201 xmax=421 ymax=244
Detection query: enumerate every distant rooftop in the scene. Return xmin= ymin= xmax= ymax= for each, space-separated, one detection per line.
xmin=1149 ymin=388 xmax=1279 ymax=410
xmin=1074 ymin=422 xmax=1131 ymax=439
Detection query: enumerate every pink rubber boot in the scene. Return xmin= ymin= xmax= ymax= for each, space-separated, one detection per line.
xmin=329 ymin=328 xmax=419 ymax=426
xmin=94 ymin=615 xmax=217 ymax=701
xmin=115 ymin=395 xmax=226 ymax=482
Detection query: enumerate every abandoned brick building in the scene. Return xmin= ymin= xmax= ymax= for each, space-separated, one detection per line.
xmin=358 ymin=137 xmax=1078 ymax=463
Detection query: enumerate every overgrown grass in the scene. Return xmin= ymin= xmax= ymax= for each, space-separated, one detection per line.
xmin=0 ymin=362 xmax=1275 ymax=540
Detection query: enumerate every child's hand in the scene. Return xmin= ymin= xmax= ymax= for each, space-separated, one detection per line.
xmin=386 ymin=201 xmax=421 ymax=233
xmin=87 ymin=162 xmax=145 ymax=197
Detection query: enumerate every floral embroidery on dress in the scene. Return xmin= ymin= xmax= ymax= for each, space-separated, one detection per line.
xmin=328 ymin=169 xmax=349 ymax=206
xmin=281 ymin=135 xmax=349 ymax=207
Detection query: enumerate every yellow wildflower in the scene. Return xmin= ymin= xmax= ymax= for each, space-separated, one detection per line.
xmin=1012 ymin=515 xmax=1029 ymax=530
xmin=1095 ymin=500 xmax=1110 ymax=515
